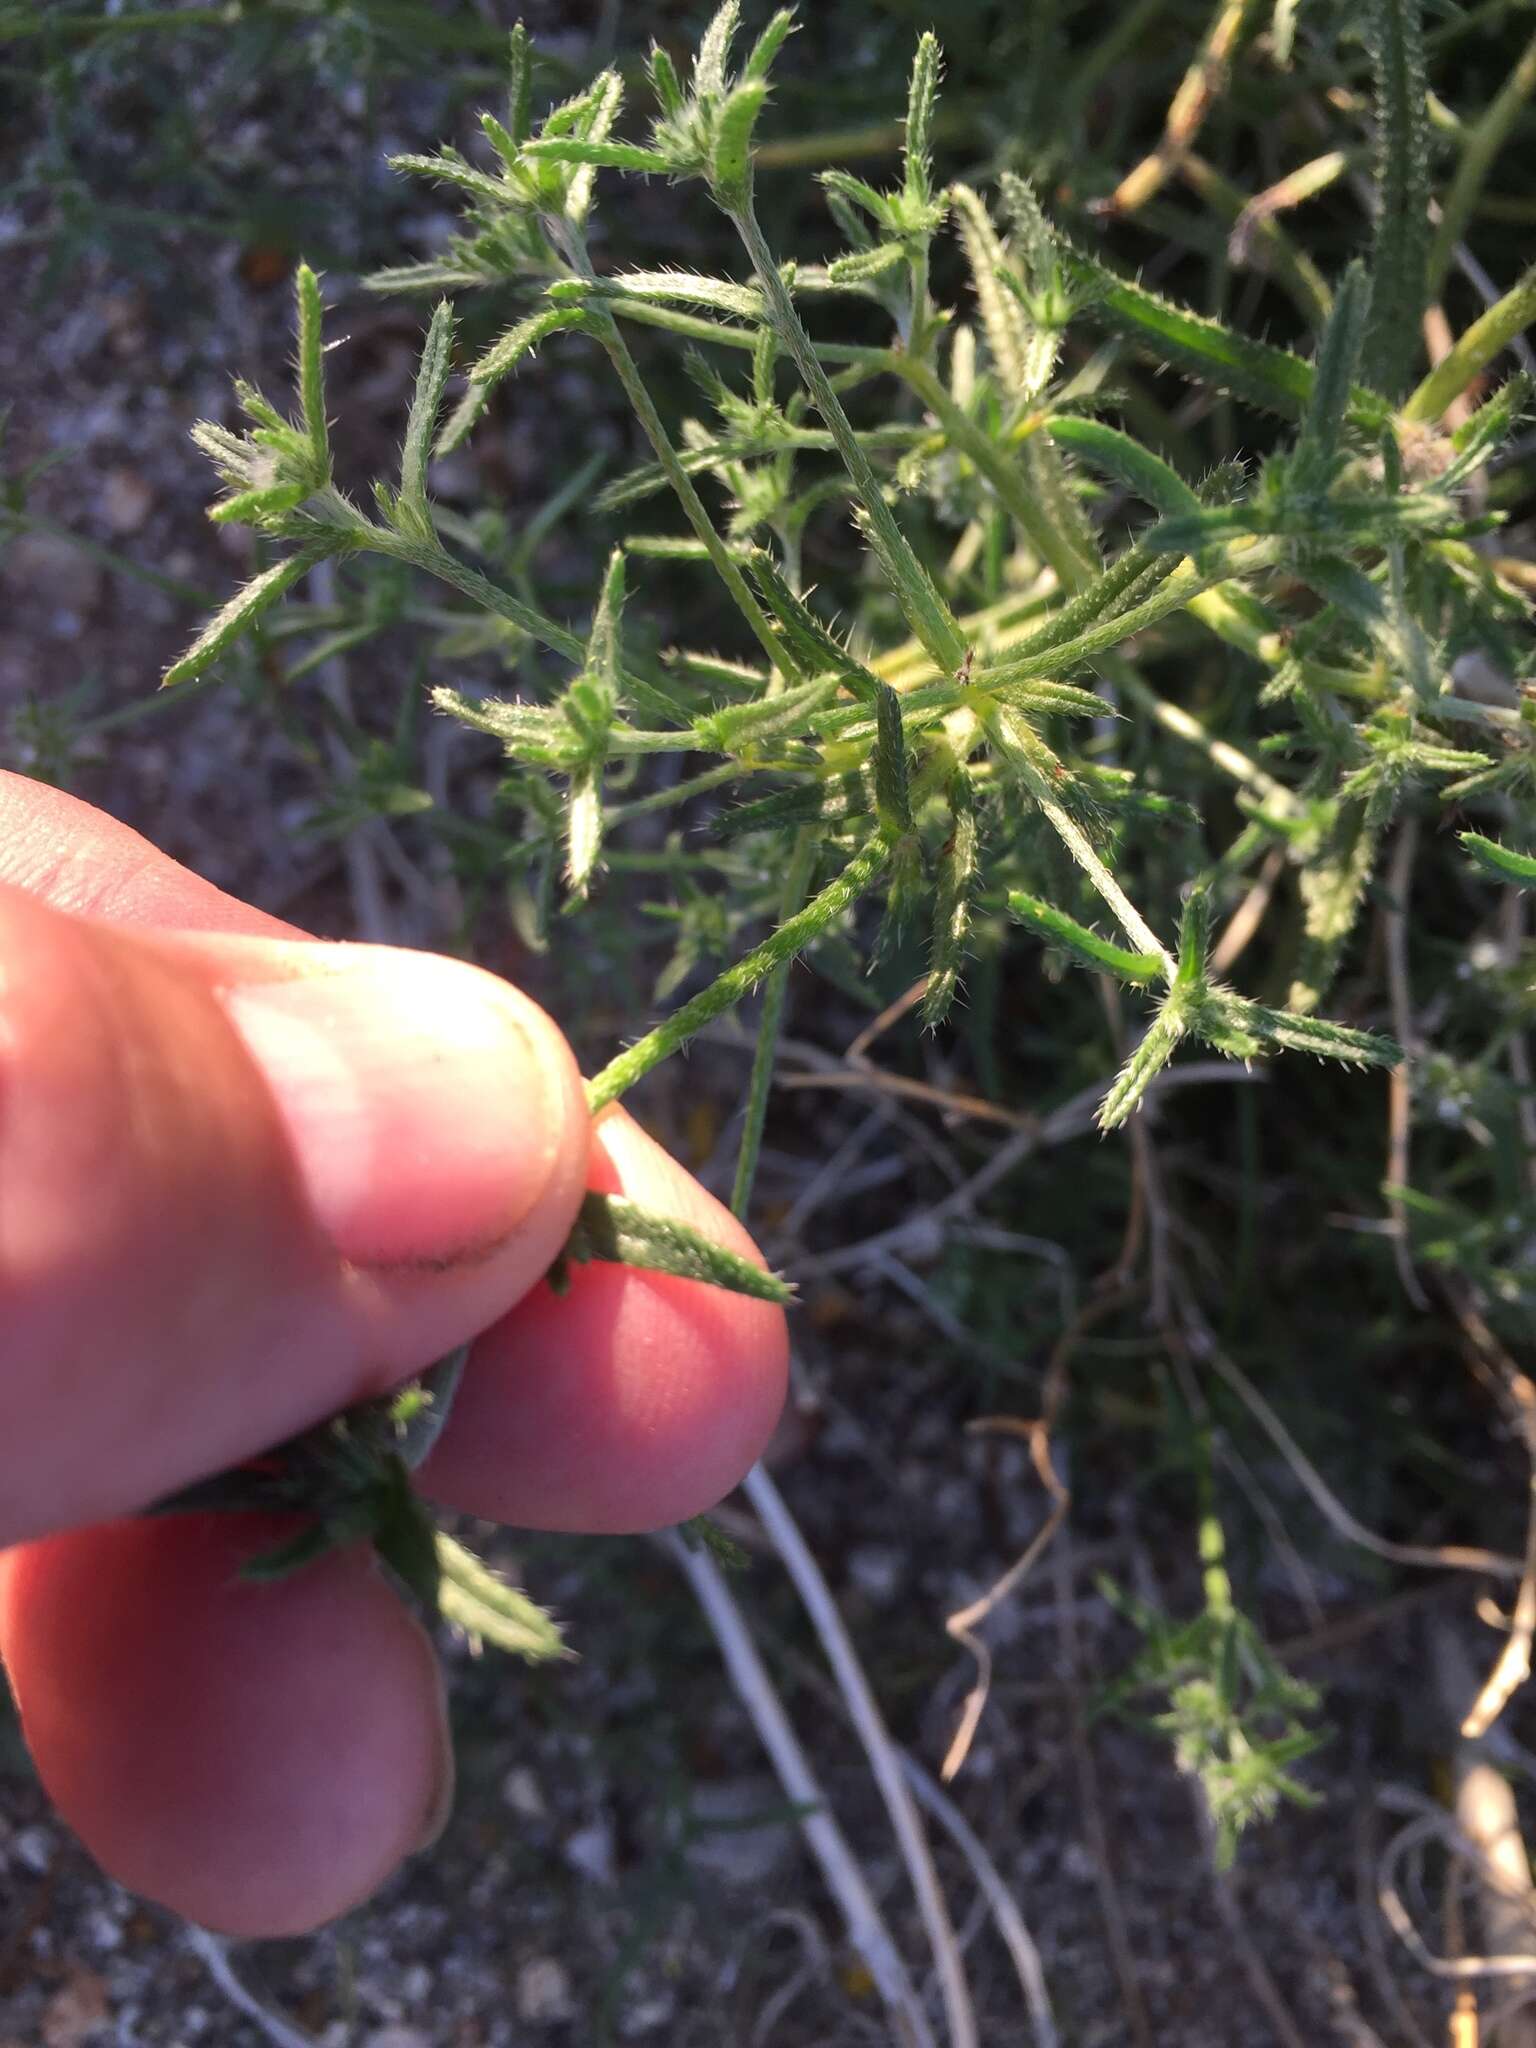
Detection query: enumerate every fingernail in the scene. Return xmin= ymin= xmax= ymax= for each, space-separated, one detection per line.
xmin=219 ymin=947 xmax=571 ymax=1267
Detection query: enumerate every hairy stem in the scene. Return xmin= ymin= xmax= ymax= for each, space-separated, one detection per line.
xmin=728 ymin=201 xmax=969 ymax=675
xmin=586 ymin=836 xmax=891 ymax=1110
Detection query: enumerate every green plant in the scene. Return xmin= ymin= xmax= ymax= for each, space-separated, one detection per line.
xmin=156 ymin=2 xmax=1536 ymax=1860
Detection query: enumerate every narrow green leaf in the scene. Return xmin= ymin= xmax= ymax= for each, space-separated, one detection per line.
xmin=873 ymin=682 xmax=913 ymax=840
xmin=1293 ymin=259 xmax=1370 ymax=488
xmin=1099 ymin=1006 xmax=1187 ymax=1129
xmin=587 ymin=546 xmax=625 ymax=689
xmin=562 ymin=1191 xmax=794 ymax=1302
xmin=436 ymin=1532 xmax=569 ymax=1661
xmin=998 ymin=170 xmax=1058 ymax=293
xmin=745 ymin=549 xmax=878 ymax=696
xmin=471 ymin=305 xmax=586 ymax=387
xmin=522 ymin=137 xmax=674 ymax=174
xmin=1009 ymin=891 xmax=1165 ymax=984
xmin=1175 ymin=888 xmax=1211 ymax=989
xmin=554 ymin=270 xmax=765 ymax=323
xmin=397 ymin=301 xmax=455 ymax=540
xmin=434 ymin=377 xmax=493 ymax=458
xmin=696 ymin=1 xmax=741 ymax=97
xmin=823 ymin=168 xmax=898 ymax=231
xmin=507 ymin=19 xmax=534 ymax=143
xmin=827 ymin=243 xmax=907 ymax=286
xmin=586 ymin=836 xmax=892 ymax=1109
xmin=1049 ymin=415 xmax=1202 ymax=518
xmin=294 ymin=262 xmax=330 ymax=481
xmin=709 ymin=79 xmax=769 ymax=209
xmin=1442 ymin=373 xmax=1531 ymax=487
xmin=949 ymin=182 xmax=1033 ymax=395
xmin=387 ymin=150 xmax=511 ymax=207
xmin=648 ymin=42 xmax=685 ymax=116
xmin=365 ymin=258 xmax=489 ymax=295
xmin=925 ymin=773 xmax=978 ymax=1025
xmin=567 ymin=68 xmax=625 ymax=225
xmin=718 ymin=768 xmax=873 ymax=839
xmin=207 ymin=482 xmax=309 ymax=527
xmin=1288 ymin=802 xmax=1377 ymax=1012
xmin=744 ymin=8 xmax=796 ymax=82
xmin=1365 ymin=0 xmax=1429 ymax=400
xmin=1461 ymin=831 xmax=1536 ymax=885
xmin=1062 ymin=246 xmax=1390 ymax=428
xmin=162 ymin=542 xmax=334 ymax=687
xmin=479 ymin=110 xmax=525 ymax=180
xmin=695 ymin=672 xmax=840 ymax=752
xmin=903 ymin=31 xmax=942 ymax=206
xmin=1230 ymin=999 xmax=1401 ymax=1066
xmin=566 ymin=762 xmax=604 ymax=896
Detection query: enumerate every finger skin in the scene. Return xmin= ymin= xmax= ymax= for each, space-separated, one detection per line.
xmin=0 ymin=770 xmax=787 ymax=1933
xmin=0 ymin=882 xmax=592 ymax=1548
xmin=421 ymin=1107 xmax=788 ymax=1532
xmin=0 ymin=1515 xmax=449 ymax=1937
xmin=0 ymin=768 xmax=787 ymax=1539
xmin=0 ymin=772 xmax=297 ymax=937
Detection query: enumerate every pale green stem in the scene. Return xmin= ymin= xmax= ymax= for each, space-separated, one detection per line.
xmin=1402 ymin=262 xmax=1536 ymax=422
xmin=1038 ymin=789 xmax=1172 ymax=969
xmin=595 ymin=317 xmax=793 ymax=677
xmin=727 ymin=201 xmax=968 ymax=676
xmin=606 ymin=760 xmax=741 ymax=825
xmin=731 ymin=830 xmax=817 ymax=1219
xmin=889 ymin=354 xmax=1099 ymax=592
xmin=371 ymin=530 xmax=585 ymax=659
xmin=586 ymin=836 xmax=892 ymax=1111
xmin=605 ymin=294 xmax=871 ymax=365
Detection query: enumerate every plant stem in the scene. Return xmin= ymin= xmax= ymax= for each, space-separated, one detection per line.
xmin=605 ymin=760 xmax=741 ymax=824
xmin=594 ymin=317 xmax=796 ymax=676
xmin=664 ymin=1533 xmax=937 ymax=2047
xmin=742 ymin=1461 xmax=979 ymax=2048
xmin=731 ymin=830 xmax=817 ymax=1219
xmin=728 ymin=200 xmax=969 ymax=675
xmin=1039 ymin=788 xmax=1172 ymax=967
xmin=891 ymin=354 xmax=1099 ymax=592
xmin=586 ymin=836 xmax=891 ymax=1110
xmin=1402 ymin=261 xmax=1536 ymax=422
xmin=372 ymin=531 xmax=586 ymax=659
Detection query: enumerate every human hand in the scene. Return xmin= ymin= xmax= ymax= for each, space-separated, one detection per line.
xmin=0 ymin=769 xmax=787 ymax=1936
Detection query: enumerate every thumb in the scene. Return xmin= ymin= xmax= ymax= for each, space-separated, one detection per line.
xmin=0 ymin=883 xmax=589 ymax=1547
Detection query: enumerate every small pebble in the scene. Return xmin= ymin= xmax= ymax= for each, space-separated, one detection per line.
xmin=102 ymin=467 xmax=153 ymax=535
xmin=515 ymin=1958 xmax=574 ymax=2026
xmin=564 ymin=1818 xmax=616 ymax=1887
xmin=619 ymin=1991 xmax=676 ymax=2038
xmin=846 ymin=1543 xmax=904 ymax=1606
xmin=500 ymin=1766 xmax=546 ymax=1820
xmin=14 ymin=1825 xmax=56 ymax=1874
